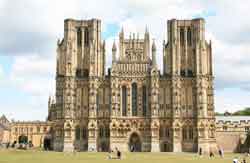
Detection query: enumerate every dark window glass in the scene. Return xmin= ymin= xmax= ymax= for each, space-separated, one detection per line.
xmin=165 ymin=127 xmax=170 ymax=138
xmin=122 ymin=86 xmax=127 ymax=116
xmin=189 ymin=128 xmax=193 ymax=139
xmin=187 ymin=28 xmax=192 ymax=46
xmin=142 ymin=86 xmax=147 ymax=116
xmin=77 ymin=28 xmax=82 ymax=46
xmin=84 ymin=28 xmax=89 ymax=46
xmin=132 ymin=83 xmax=138 ymax=116
xmin=82 ymin=127 xmax=88 ymax=139
xmin=182 ymin=128 xmax=187 ymax=140
xmin=180 ymin=28 xmax=184 ymax=45
xmin=75 ymin=126 xmax=80 ymax=140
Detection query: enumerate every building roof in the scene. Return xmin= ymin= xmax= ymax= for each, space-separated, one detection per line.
xmin=216 ymin=116 xmax=250 ymax=122
xmin=0 ymin=115 xmax=9 ymax=123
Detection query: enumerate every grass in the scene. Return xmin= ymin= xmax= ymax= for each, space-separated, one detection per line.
xmin=0 ymin=149 xmax=248 ymax=163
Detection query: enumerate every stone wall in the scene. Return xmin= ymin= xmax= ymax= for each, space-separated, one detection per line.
xmin=215 ymin=118 xmax=250 ymax=153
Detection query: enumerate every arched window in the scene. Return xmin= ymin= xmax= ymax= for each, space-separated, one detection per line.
xmin=142 ymin=86 xmax=147 ymax=116
xmin=180 ymin=28 xmax=184 ymax=45
xmin=182 ymin=128 xmax=187 ymax=140
xmin=82 ymin=127 xmax=88 ymax=139
xmin=75 ymin=126 xmax=80 ymax=140
xmin=132 ymin=83 xmax=138 ymax=116
xmin=187 ymin=28 xmax=192 ymax=46
xmin=99 ymin=127 xmax=104 ymax=138
xmin=159 ymin=126 xmax=164 ymax=138
xmin=189 ymin=128 xmax=193 ymax=139
xmin=96 ymin=92 xmax=99 ymax=112
xmin=37 ymin=127 xmax=40 ymax=133
xmin=77 ymin=28 xmax=82 ymax=46
xmin=105 ymin=126 xmax=110 ymax=137
xmin=122 ymin=86 xmax=127 ymax=116
xmin=165 ymin=127 xmax=170 ymax=138
xmin=84 ymin=28 xmax=89 ymax=46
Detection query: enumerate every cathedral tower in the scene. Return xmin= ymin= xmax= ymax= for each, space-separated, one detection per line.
xmin=53 ymin=19 xmax=105 ymax=152
xmin=163 ymin=18 xmax=215 ymax=153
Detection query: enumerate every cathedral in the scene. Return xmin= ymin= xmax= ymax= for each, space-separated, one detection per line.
xmin=48 ymin=18 xmax=217 ymax=153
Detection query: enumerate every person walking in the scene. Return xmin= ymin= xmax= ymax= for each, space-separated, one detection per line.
xmin=218 ymin=147 xmax=224 ymax=158
xmin=117 ymin=149 xmax=121 ymax=159
xmin=199 ymin=147 xmax=202 ymax=157
xmin=209 ymin=151 xmax=214 ymax=158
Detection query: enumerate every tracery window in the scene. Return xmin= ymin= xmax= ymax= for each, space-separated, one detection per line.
xmin=142 ymin=86 xmax=147 ymax=116
xmin=99 ymin=127 xmax=104 ymax=137
xmin=77 ymin=28 xmax=82 ymax=46
xmin=180 ymin=28 xmax=185 ymax=45
xmin=82 ymin=127 xmax=88 ymax=139
xmin=84 ymin=28 xmax=89 ymax=46
xmin=75 ymin=126 xmax=80 ymax=140
xmin=182 ymin=128 xmax=187 ymax=140
xmin=96 ymin=92 xmax=99 ymax=112
xmin=165 ymin=127 xmax=170 ymax=138
xmin=189 ymin=128 xmax=193 ymax=139
xmin=122 ymin=86 xmax=127 ymax=116
xmin=132 ymin=83 xmax=138 ymax=116
xmin=105 ymin=126 xmax=110 ymax=137
xmin=159 ymin=126 xmax=164 ymax=138
xmin=187 ymin=28 xmax=192 ymax=46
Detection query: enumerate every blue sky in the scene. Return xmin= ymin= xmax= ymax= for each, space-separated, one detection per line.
xmin=1 ymin=0 xmax=250 ymax=120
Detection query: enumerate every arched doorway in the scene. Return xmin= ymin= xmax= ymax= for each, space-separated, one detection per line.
xmin=43 ymin=135 xmax=52 ymax=150
xmin=99 ymin=141 xmax=109 ymax=152
xmin=129 ymin=132 xmax=141 ymax=152
xmin=18 ymin=135 xmax=28 ymax=144
xmin=160 ymin=141 xmax=172 ymax=152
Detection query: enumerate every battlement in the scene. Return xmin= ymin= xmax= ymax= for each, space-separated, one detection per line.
xmin=215 ymin=116 xmax=250 ymax=132
xmin=168 ymin=18 xmax=205 ymax=27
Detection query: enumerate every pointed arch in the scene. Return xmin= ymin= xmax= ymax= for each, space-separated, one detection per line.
xmin=75 ymin=125 xmax=80 ymax=140
xmin=142 ymin=85 xmax=147 ymax=116
xmin=132 ymin=83 xmax=138 ymax=116
xmin=122 ymin=85 xmax=127 ymax=116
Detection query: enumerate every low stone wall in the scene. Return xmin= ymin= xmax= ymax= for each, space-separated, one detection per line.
xmin=216 ymin=131 xmax=245 ymax=152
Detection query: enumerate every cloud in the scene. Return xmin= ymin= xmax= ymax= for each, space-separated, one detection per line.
xmin=9 ymin=54 xmax=55 ymax=96
xmin=0 ymin=54 xmax=55 ymax=120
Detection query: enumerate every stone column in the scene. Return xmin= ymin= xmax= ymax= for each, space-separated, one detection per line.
xmin=171 ymin=77 xmax=182 ymax=152
xmin=63 ymin=122 xmax=74 ymax=152
xmin=87 ymin=123 xmax=97 ymax=151
xmin=151 ymin=120 xmax=160 ymax=152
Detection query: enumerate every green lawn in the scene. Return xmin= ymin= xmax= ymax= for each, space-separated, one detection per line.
xmin=0 ymin=149 xmax=248 ymax=163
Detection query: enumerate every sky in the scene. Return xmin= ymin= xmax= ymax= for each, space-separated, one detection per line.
xmin=1 ymin=0 xmax=250 ymax=121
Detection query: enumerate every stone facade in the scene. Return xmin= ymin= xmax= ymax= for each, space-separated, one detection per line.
xmin=47 ymin=18 xmax=217 ymax=153
xmin=9 ymin=121 xmax=51 ymax=147
xmin=0 ymin=115 xmax=51 ymax=148
xmin=1 ymin=114 xmax=250 ymax=152
xmin=0 ymin=115 xmax=10 ymax=144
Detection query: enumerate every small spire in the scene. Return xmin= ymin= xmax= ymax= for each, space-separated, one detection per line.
xmin=48 ymin=96 xmax=51 ymax=105
xmin=112 ymin=40 xmax=117 ymax=51
xmin=152 ymin=39 xmax=156 ymax=51
xmin=145 ymin=25 xmax=149 ymax=33
xmin=121 ymin=26 xmax=124 ymax=34
xmin=119 ymin=27 xmax=124 ymax=39
xmin=152 ymin=39 xmax=157 ymax=66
